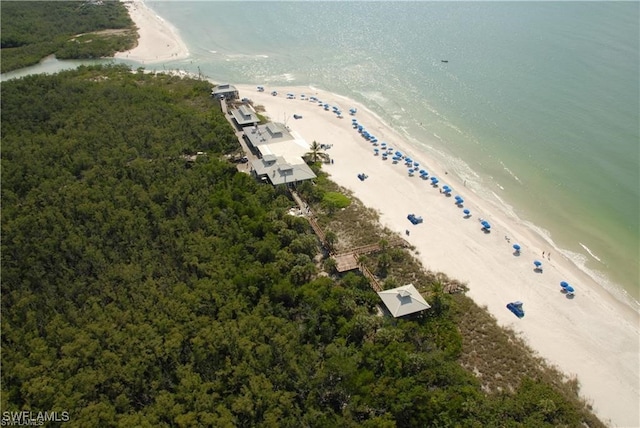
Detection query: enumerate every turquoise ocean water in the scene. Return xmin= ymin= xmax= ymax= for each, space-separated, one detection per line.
xmin=3 ymin=2 xmax=638 ymax=307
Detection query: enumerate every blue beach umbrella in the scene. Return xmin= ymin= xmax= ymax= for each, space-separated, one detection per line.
xmin=513 ymin=244 xmax=521 ymax=251
xmin=395 ymin=151 xmax=403 ymax=157
xmin=560 ymin=281 xmax=569 ymax=288
xmin=455 ymin=197 xmax=464 ymax=204
xmin=381 ymin=142 xmax=387 ymax=147
xmin=413 ymin=162 xmax=420 ymax=168
xmin=565 ymin=285 xmax=575 ymax=293
xmin=533 ymin=260 xmax=542 ymax=267
xmin=481 ymin=221 xmax=491 ymax=229
xmin=352 ymin=118 xmax=358 ymax=123
xmin=463 ymin=209 xmax=471 ymax=216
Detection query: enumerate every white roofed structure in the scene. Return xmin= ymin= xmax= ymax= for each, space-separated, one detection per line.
xmin=250 ymin=155 xmax=316 ymax=186
xmin=377 ymin=284 xmax=431 ymax=318
xmin=230 ymin=105 xmax=259 ymax=127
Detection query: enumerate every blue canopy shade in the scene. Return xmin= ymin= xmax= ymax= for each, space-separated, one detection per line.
xmin=533 ymin=260 xmax=542 ymax=267
xmin=392 ymin=156 xmax=401 ymax=161
xmin=419 ymin=169 xmax=427 ymax=175
xmin=560 ymin=281 xmax=569 ymax=288
xmin=513 ymin=244 xmax=521 ymax=251
xmin=352 ymin=118 xmax=358 ymax=122
xmin=481 ymin=221 xmax=491 ymax=229
xmin=565 ymin=285 xmax=575 ymax=293
xmin=374 ymin=148 xmax=379 ymax=152
xmin=454 ymin=195 xmax=462 ymax=200
xmin=430 ymin=176 xmax=438 ymax=182
xmin=443 ymin=188 xmax=452 ymax=194
xmin=395 ymin=151 xmax=403 ymax=157
xmin=455 ymin=197 xmax=464 ymax=204
xmin=463 ymin=209 xmax=471 ymax=215
xmin=381 ymin=142 xmax=387 ymax=146
xmin=413 ymin=162 xmax=420 ymax=167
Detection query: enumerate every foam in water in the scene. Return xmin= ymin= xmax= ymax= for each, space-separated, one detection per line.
xmin=579 ymin=242 xmax=603 ymax=263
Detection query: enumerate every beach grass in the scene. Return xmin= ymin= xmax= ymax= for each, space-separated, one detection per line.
xmin=296 ymin=169 xmax=604 ymax=427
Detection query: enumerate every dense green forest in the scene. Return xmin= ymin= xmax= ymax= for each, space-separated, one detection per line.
xmin=0 ymin=1 xmax=136 ymax=73
xmin=1 ymin=65 xmax=603 ymax=427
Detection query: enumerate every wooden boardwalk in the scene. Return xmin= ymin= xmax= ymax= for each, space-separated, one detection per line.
xmin=289 ymin=189 xmax=408 ymax=294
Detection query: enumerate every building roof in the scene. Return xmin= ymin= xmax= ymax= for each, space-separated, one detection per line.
xmin=250 ymin=155 xmax=316 ymax=186
xmin=244 ymin=122 xmax=293 ymax=148
xmin=377 ymin=284 xmax=431 ymax=317
xmin=230 ymin=105 xmax=259 ymax=126
xmin=211 ymin=84 xmax=239 ymax=96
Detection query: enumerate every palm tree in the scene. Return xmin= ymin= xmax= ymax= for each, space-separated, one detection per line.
xmin=304 ymin=140 xmax=330 ymax=164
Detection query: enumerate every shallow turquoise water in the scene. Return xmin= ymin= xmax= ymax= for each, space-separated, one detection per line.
xmin=152 ymin=1 xmax=638 ymax=305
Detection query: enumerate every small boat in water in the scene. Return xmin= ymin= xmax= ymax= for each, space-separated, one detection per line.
xmin=441 ymin=60 xmax=448 ymax=63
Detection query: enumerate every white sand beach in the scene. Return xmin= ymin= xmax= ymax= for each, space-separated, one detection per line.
xmin=236 ymin=84 xmax=639 ymax=428
xmin=117 ymin=3 xmax=639 ymax=426
xmin=114 ymin=0 xmax=189 ymax=63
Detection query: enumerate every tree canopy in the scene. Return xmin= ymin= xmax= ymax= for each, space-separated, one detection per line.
xmin=1 ymin=1 xmax=136 ymax=73
xmin=0 ymin=65 xmax=603 ymax=427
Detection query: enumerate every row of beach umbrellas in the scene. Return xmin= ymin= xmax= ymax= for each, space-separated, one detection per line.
xmin=355 ymin=115 xmax=577 ymax=297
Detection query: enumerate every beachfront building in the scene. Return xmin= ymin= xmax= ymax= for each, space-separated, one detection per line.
xmin=243 ymin=122 xmax=316 ymax=186
xmin=251 ymin=154 xmax=316 ymax=186
xmin=230 ymin=104 xmax=259 ymax=128
xmin=211 ymin=83 xmax=239 ymax=100
xmin=243 ymin=122 xmax=291 ymax=150
xmin=243 ymin=123 xmax=310 ymax=159
xmin=377 ymin=284 xmax=431 ymax=318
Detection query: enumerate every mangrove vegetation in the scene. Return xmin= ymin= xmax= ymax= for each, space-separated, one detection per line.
xmin=1 ymin=65 xmax=604 ymax=427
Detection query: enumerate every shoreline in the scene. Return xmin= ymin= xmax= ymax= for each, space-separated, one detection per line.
xmin=116 ymin=2 xmax=639 ymax=426
xmin=235 ymin=83 xmax=639 ymax=427
xmin=114 ymin=0 xmax=189 ymax=63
